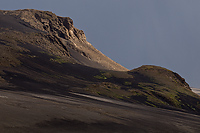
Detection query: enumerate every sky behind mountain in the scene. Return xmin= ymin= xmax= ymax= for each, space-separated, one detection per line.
xmin=1 ymin=0 xmax=200 ymax=88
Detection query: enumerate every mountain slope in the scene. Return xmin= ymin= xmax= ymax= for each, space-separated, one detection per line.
xmin=0 ymin=9 xmax=200 ymax=116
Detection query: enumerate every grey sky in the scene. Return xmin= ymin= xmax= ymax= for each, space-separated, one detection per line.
xmin=1 ymin=0 xmax=200 ymax=88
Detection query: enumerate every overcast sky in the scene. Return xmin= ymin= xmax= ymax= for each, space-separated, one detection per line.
xmin=1 ymin=0 xmax=200 ymax=88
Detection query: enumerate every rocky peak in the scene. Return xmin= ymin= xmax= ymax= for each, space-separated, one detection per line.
xmin=4 ymin=9 xmax=86 ymax=42
xmin=1 ymin=9 xmax=128 ymax=71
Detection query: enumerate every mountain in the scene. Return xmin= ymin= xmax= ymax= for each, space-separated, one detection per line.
xmin=0 ymin=8 xmax=200 ymax=113
xmin=0 ymin=9 xmax=200 ymax=133
xmin=0 ymin=9 xmax=128 ymax=71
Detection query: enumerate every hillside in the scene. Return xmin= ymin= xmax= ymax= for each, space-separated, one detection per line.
xmin=0 ymin=9 xmax=200 ymax=113
xmin=0 ymin=9 xmax=200 ymax=132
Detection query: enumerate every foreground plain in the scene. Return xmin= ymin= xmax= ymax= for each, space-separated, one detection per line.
xmin=0 ymin=89 xmax=200 ymax=133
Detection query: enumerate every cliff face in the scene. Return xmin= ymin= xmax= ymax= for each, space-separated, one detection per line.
xmin=1 ymin=9 xmax=128 ymax=71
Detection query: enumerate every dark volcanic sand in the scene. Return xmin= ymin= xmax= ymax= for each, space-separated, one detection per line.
xmin=0 ymin=89 xmax=200 ymax=133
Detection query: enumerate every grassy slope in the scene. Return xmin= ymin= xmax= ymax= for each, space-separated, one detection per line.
xmin=83 ymin=66 xmax=200 ymax=114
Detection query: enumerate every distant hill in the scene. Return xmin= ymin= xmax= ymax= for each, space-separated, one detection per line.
xmin=0 ymin=9 xmax=200 ymax=115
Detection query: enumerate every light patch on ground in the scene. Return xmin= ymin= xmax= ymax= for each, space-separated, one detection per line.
xmin=0 ymin=96 xmax=8 ymax=98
